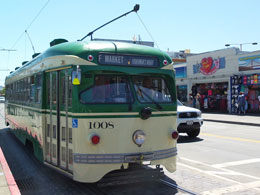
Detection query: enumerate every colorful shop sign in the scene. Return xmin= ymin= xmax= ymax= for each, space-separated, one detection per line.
xmin=242 ymin=74 xmax=260 ymax=85
xmin=193 ymin=57 xmax=225 ymax=75
xmin=239 ymin=55 xmax=260 ymax=71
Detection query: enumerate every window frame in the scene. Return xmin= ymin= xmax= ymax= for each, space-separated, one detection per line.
xmin=79 ymin=74 xmax=134 ymax=105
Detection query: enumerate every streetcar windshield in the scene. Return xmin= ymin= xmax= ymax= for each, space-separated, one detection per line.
xmin=80 ymin=75 xmax=133 ymax=104
xmin=132 ymin=76 xmax=173 ymax=103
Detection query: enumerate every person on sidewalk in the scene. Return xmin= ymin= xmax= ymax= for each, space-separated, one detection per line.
xmin=238 ymin=92 xmax=246 ymax=115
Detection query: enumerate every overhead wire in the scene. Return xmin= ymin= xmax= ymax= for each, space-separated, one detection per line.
xmin=136 ymin=13 xmax=171 ymax=63
xmin=136 ymin=13 xmax=160 ymax=50
xmin=10 ymin=0 xmax=50 ymax=49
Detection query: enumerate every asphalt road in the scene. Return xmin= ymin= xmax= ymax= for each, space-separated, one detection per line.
xmin=1 ymin=102 xmax=260 ymax=194
xmin=170 ymin=120 xmax=260 ymax=194
xmin=0 ymin=103 xmax=178 ymax=195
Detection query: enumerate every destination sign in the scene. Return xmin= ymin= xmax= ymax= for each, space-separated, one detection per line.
xmin=98 ymin=53 xmax=159 ymax=67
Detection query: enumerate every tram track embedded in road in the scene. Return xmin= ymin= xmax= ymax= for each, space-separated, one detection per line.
xmin=159 ymin=178 xmax=197 ymax=195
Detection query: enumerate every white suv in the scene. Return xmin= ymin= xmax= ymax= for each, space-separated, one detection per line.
xmin=177 ymin=100 xmax=203 ymax=138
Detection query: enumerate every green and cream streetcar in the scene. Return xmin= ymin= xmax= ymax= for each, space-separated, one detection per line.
xmin=5 ymin=38 xmax=178 ymax=182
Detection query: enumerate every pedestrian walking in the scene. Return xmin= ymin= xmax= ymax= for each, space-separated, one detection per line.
xmin=238 ymin=92 xmax=246 ymax=114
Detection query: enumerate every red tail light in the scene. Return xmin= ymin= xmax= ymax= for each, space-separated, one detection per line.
xmin=172 ymin=131 xmax=179 ymax=139
xmin=91 ymin=135 xmax=100 ymax=145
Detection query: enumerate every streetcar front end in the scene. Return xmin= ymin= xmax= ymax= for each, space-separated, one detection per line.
xmin=66 ymin=42 xmax=178 ymax=182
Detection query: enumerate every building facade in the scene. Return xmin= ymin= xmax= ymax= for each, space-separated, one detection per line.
xmin=174 ymin=48 xmax=260 ymax=114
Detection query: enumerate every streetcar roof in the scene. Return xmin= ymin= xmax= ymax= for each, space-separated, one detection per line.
xmin=5 ymin=40 xmax=173 ymax=83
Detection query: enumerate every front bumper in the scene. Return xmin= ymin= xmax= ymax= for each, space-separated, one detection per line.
xmin=177 ymin=117 xmax=203 ymax=133
xmin=74 ymin=147 xmax=177 ymax=164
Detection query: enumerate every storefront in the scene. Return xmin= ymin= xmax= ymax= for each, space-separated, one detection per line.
xmin=173 ymin=48 xmax=260 ymax=113
xmin=230 ymin=53 xmax=260 ymax=113
xmin=185 ymin=48 xmax=239 ymax=112
xmin=193 ymin=82 xmax=228 ymax=112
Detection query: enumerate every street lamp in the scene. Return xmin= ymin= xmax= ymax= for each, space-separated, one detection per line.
xmin=225 ymin=42 xmax=257 ymax=51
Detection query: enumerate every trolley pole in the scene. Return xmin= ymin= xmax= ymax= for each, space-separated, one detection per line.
xmin=79 ymin=4 xmax=140 ymax=41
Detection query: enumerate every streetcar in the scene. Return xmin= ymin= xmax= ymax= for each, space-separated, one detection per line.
xmin=5 ymin=38 xmax=178 ymax=183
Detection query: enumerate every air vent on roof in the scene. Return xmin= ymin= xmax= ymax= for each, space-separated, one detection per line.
xmin=10 ymin=71 xmax=14 ymax=74
xmin=50 ymin=39 xmax=68 ymax=47
xmin=32 ymin=53 xmax=41 ymax=58
xmin=22 ymin=61 xmax=29 ymax=66
xmin=15 ymin=67 xmax=20 ymax=70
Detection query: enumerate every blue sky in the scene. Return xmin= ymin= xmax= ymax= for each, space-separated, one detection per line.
xmin=1 ymin=0 xmax=260 ymax=86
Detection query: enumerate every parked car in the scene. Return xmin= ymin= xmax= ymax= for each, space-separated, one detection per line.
xmin=0 ymin=96 xmax=5 ymax=103
xmin=177 ymin=100 xmax=203 ymax=138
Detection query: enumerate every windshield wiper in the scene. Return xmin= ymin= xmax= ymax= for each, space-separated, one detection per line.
xmin=136 ymin=86 xmax=162 ymax=111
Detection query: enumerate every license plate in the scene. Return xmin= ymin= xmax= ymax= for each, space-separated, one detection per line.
xmin=187 ymin=120 xmax=193 ymax=125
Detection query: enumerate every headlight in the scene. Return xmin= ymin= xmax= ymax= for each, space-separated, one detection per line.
xmin=132 ymin=130 xmax=146 ymax=147
xmin=197 ymin=111 xmax=202 ymax=117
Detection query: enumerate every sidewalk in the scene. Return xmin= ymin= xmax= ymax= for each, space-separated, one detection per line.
xmin=0 ymin=148 xmax=20 ymax=195
xmin=202 ymin=113 xmax=260 ymax=126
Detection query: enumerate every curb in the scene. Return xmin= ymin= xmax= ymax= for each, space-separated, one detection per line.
xmin=204 ymin=119 xmax=260 ymax=127
xmin=0 ymin=148 xmax=20 ymax=195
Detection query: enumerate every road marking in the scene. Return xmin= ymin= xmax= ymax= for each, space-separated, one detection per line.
xmin=177 ymin=162 xmax=241 ymax=184
xmin=212 ymin=158 xmax=260 ymax=168
xmin=201 ymin=133 xmax=260 ymax=143
xmin=179 ymin=157 xmax=260 ymax=180
xmin=178 ymin=157 xmax=260 ymax=194
xmin=201 ymin=181 xmax=260 ymax=195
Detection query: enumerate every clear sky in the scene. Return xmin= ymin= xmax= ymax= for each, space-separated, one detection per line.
xmin=1 ymin=0 xmax=260 ymax=86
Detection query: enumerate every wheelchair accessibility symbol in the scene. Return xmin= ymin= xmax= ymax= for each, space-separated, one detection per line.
xmin=72 ymin=119 xmax=78 ymax=128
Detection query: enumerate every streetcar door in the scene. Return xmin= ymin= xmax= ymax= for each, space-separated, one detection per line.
xmin=45 ymin=71 xmax=59 ymax=166
xmin=59 ymin=69 xmax=73 ymax=172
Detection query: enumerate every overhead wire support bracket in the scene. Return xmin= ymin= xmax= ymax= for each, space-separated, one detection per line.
xmin=0 ymin=49 xmax=16 ymax=52
xmin=79 ymin=4 xmax=140 ymax=41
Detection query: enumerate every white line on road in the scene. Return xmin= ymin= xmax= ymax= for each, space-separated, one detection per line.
xmin=177 ymin=162 xmax=241 ymax=184
xmin=201 ymin=181 xmax=260 ymax=195
xmin=178 ymin=157 xmax=260 ymax=194
xmin=179 ymin=157 xmax=260 ymax=180
xmin=212 ymin=158 xmax=260 ymax=168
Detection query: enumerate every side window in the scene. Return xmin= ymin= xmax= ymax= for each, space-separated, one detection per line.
xmin=35 ymin=74 xmax=42 ymax=103
xmin=30 ymin=75 xmax=35 ymax=102
xmin=79 ymin=75 xmax=133 ymax=104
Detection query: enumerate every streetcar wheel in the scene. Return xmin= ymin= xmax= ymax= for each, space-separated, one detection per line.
xmin=187 ymin=128 xmax=200 ymax=138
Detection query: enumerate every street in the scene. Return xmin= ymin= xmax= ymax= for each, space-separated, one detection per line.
xmin=0 ymin=102 xmax=260 ymax=194
xmin=169 ymin=118 xmax=260 ymax=194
